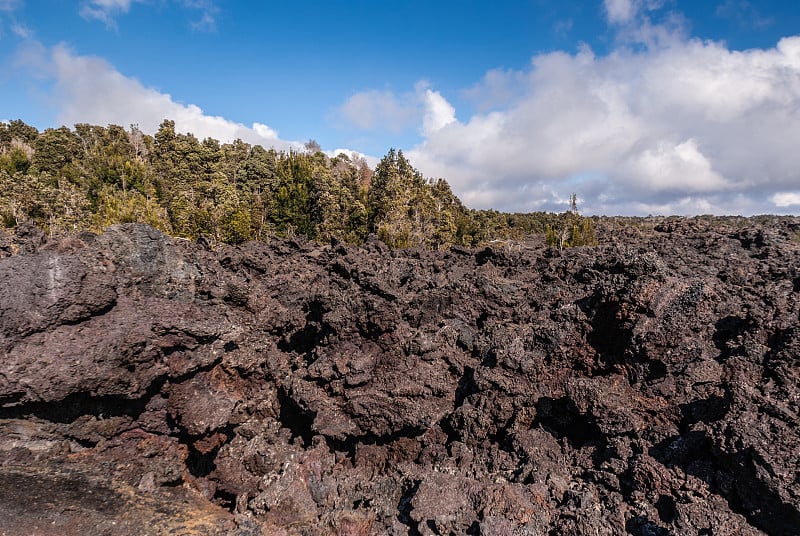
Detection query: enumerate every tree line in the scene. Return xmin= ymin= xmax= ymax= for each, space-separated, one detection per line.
xmin=0 ymin=119 xmax=594 ymax=249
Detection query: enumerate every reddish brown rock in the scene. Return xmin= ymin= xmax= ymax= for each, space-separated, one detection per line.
xmin=1 ymin=219 xmax=799 ymax=534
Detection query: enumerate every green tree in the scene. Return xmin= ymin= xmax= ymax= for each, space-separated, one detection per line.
xmin=546 ymin=193 xmax=596 ymax=251
xmin=0 ymin=120 xmax=39 ymax=150
xmin=30 ymin=127 xmax=82 ymax=182
xmin=151 ymin=120 xmax=216 ymax=237
xmin=0 ymin=118 xmax=600 ymax=251
xmin=368 ymin=149 xmax=425 ymax=248
xmin=73 ymin=123 xmax=148 ymax=201
xmin=0 ymin=146 xmax=31 ymax=175
xmin=0 ymin=170 xmax=90 ymax=234
xmin=426 ymin=179 xmax=462 ymax=249
xmin=309 ymin=153 xmax=368 ymax=243
xmin=92 ymin=184 xmax=172 ymax=233
xmin=229 ymin=144 xmax=277 ymax=240
xmin=270 ymin=151 xmax=315 ymax=238
xmin=0 ymin=120 xmax=36 ymax=177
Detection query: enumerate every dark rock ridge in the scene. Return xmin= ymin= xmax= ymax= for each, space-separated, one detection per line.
xmin=1 ymin=219 xmax=799 ymax=535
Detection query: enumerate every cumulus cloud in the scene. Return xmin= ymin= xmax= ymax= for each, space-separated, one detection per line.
xmin=18 ymin=42 xmax=302 ymax=151
xmin=771 ymin=192 xmax=800 ymax=207
xmin=462 ymin=68 xmax=527 ymax=112
xmin=400 ymin=32 xmax=800 ymax=215
xmin=337 ymin=89 xmax=418 ymax=133
xmin=421 ymin=88 xmax=456 ymax=137
xmin=603 ymin=0 xmax=667 ymax=25
xmin=604 ymin=0 xmax=639 ymax=24
xmin=337 ymin=82 xmax=457 ymax=138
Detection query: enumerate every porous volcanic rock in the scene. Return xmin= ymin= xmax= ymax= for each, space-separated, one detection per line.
xmin=1 ymin=218 xmax=799 ymax=535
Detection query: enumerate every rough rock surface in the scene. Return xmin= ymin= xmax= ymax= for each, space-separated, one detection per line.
xmin=1 ymin=219 xmax=799 ymax=535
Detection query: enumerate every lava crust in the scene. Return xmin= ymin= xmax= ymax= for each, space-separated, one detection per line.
xmin=1 ymin=219 xmax=799 ymax=535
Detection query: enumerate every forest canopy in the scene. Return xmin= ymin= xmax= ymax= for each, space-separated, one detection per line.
xmin=0 ymin=119 xmax=594 ymax=249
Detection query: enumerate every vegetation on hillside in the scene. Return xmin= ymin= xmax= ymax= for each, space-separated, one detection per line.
xmin=0 ymin=119 xmax=595 ymax=249
xmin=545 ymin=193 xmax=596 ymax=251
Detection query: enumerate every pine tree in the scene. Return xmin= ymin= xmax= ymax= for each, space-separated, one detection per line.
xmin=368 ymin=149 xmax=425 ymax=248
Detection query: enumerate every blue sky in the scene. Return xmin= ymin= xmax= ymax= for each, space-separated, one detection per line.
xmin=2 ymin=0 xmax=800 ymax=215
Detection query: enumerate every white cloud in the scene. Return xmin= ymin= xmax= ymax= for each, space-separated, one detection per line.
xmin=19 ymin=43 xmax=302 ymax=151
xmin=79 ymin=0 xmax=139 ymax=27
xmin=0 ymin=0 xmax=23 ymax=39
xmin=251 ymin=122 xmax=278 ymax=140
xmin=771 ymin=192 xmax=800 ymax=207
xmin=604 ymin=0 xmax=639 ymax=24
xmin=603 ymin=0 xmax=667 ymax=25
xmin=400 ymin=33 xmax=800 ymax=215
xmin=462 ymin=68 xmax=527 ymax=112
xmin=79 ymin=0 xmax=218 ymax=31
xmin=622 ymin=139 xmax=730 ymax=193
xmin=337 ymin=82 xmax=458 ymax=140
xmin=337 ymin=89 xmax=418 ymax=133
xmin=190 ymin=11 xmax=215 ymax=32
xmin=716 ymin=0 xmax=774 ymax=30
xmin=421 ymin=88 xmax=456 ymax=137
xmin=181 ymin=0 xmax=218 ymax=32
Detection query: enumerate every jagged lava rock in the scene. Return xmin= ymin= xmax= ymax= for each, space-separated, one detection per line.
xmin=1 ymin=218 xmax=799 ymax=535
